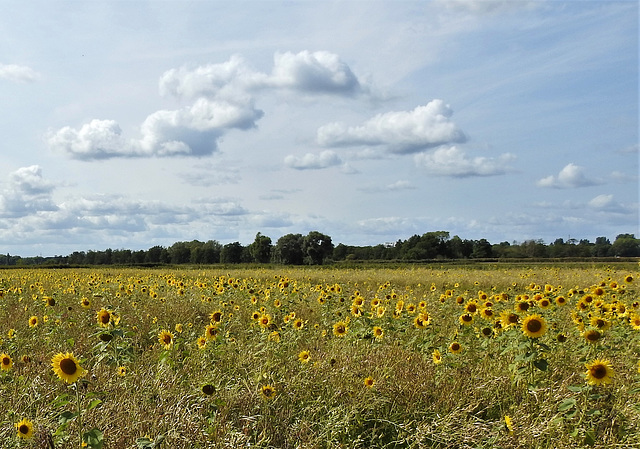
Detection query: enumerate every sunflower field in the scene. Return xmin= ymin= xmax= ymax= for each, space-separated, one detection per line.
xmin=1 ymin=262 xmax=639 ymax=448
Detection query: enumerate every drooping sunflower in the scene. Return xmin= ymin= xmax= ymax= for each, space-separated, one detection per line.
xmin=204 ymin=324 xmax=219 ymax=341
xmin=1 ymin=353 xmax=13 ymax=371
xmin=51 ymin=352 xmax=85 ymax=384
xmin=363 ymin=376 xmax=375 ymax=388
xmin=333 ymin=320 xmax=348 ymax=337
xmin=432 ymin=349 xmax=442 ymax=364
xmin=260 ymin=384 xmax=276 ymax=400
xmin=583 ymin=329 xmax=602 ymax=344
xmin=158 ymin=330 xmax=174 ymax=349
xmin=522 ymin=314 xmax=547 ymax=338
xmin=15 ymin=418 xmax=34 ymax=439
xmin=585 ymin=359 xmax=614 ymax=386
xmin=96 ymin=308 xmax=111 ymax=328
xmin=298 ymin=350 xmax=311 ymax=363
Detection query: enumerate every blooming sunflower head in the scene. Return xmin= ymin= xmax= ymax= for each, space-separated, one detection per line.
xmin=96 ymin=309 xmax=111 ymax=328
xmin=363 ymin=376 xmax=375 ymax=388
xmin=298 ymin=350 xmax=311 ymax=363
xmin=583 ymin=329 xmax=602 ymax=344
xmin=522 ymin=314 xmax=547 ymax=338
xmin=158 ymin=330 xmax=174 ymax=349
xmin=51 ymin=352 xmax=85 ymax=384
xmin=432 ymin=349 xmax=442 ymax=364
xmin=28 ymin=316 xmax=38 ymax=327
xmin=449 ymin=341 xmax=462 ymax=354
xmin=204 ymin=324 xmax=219 ymax=341
xmin=260 ymin=384 xmax=276 ymax=400
xmin=585 ymin=359 xmax=614 ymax=386
xmin=15 ymin=418 xmax=34 ymax=439
xmin=1 ymin=353 xmax=13 ymax=371
xmin=372 ymin=326 xmax=384 ymax=340
xmin=209 ymin=310 xmax=223 ymax=324
xmin=333 ymin=321 xmax=348 ymax=337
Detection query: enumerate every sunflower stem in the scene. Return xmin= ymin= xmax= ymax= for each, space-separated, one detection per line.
xmin=74 ymin=381 xmax=83 ymax=448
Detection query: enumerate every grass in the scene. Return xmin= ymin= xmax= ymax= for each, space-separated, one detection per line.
xmin=0 ymin=262 xmax=639 ymax=448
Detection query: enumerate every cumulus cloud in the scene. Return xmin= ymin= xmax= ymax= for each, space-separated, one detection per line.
xmin=0 ymin=166 xmax=57 ymax=218
xmin=284 ymin=150 xmax=342 ymax=170
xmin=317 ymin=100 xmax=466 ymax=154
xmin=159 ymin=51 xmax=367 ymax=100
xmin=537 ymin=163 xmax=601 ymax=188
xmin=47 ymin=99 xmax=264 ymax=160
xmin=414 ymin=145 xmax=516 ymax=177
xmin=0 ymin=63 xmax=40 ymax=82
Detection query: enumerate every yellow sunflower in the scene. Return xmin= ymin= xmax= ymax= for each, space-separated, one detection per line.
xmin=51 ymin=352 xmax=85 ymax=384
xmin=96 ymin=308 xmax=111 ymax=328
xmin=585 ymin=359 xmax=614 ymax=386
xmin=459 ymin=313 xmax=474 ymax=326
xmin=117 ymin=366 xmax=127 ymax=376
xmin=372 ymin=326 xmax=384 ymax=340
xmin=333 ymin=320 xmax=348 ymax=337
xmin=15 ymin=418 xmax=34 ymax=439
xmin=196 ymin=336 xmax=207 ymax=349
xmin=298 ymin=350 xmax=311 ymax=364
xmin=209 ymin=310 xmax=223 ymax=324
xmin=521 ymin=314 xmax=547 ymax=338
xmin=583 ymin=329 xmax=602 ymax=344
xmin=432 ymin=349 xmax=442 ymax=364
xmin=363 ymin=376 xmax=375 ymax=388
xmin=1 ymin=353 xmax=13 ymax=371
xmin=204 ymin=324 xmax=219 ymax=341
xmin=504 ymin=415 xmax=514 ymax=434
xmin=449 ymin=341 xmax=462 ymax=354
xmin=28 ymin=316 xmax=38 ymax=327
xmin=158 ymin=330 xmax=174 ymax=349
xmin=260 ymin=384 xmax=276 ymax=400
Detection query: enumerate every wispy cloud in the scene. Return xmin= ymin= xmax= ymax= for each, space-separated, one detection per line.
xmin=0 ymin=63 xmax=40 ymax=83
xmin=414 ymin=146 xmax=516 ymax=177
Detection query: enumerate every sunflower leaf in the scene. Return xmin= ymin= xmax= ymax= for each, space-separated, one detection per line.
xmin=58 ymin=410 xmax=78 ymax=425
xmin=533 ymin=358 xmax=548 ymax=371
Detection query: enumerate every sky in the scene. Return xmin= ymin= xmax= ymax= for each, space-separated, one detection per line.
xmin=0 ymin=0 xmax=638 ymax=257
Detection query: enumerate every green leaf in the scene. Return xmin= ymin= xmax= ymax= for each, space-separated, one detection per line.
xmin=584 ymin=430 xmax=596 ymax=446
xmin=567 ymin=385 xmax=585 ymax=393
xmin=558 ymin=398 xmax=577 ymax=412
xmin=533 ymin=358 xmax=548 ymax=371
xmin=83 ymin=428 xmax=104 ymax=449
xmin=86 ymin=399 xmax=103 ymax=411
xmin=58 ymin=410 xmax=78 ymax=425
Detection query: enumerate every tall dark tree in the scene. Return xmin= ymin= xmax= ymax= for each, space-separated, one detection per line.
xmin=220 ymin=242 xmax=244 ymax=263
xmin=249 ymin=233 xmax=272 ymax=263
xmin=274 ymin=234 xmax=304 ymax=265
xmin=302 ymin=231 xmax=334 ymax=265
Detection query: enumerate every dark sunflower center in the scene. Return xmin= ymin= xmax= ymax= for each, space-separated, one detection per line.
xmin=451 ymin=343 xmax=460 ymax=351
xmin=100 ymin=313 xmax=110 ymax=324
xmin=508 ymin=314 xmax=519 ymax=324
xmin=163 ymin=335 xmax=172 ymax=344
xmin=212 ymin=313 xmax=222 ymax=322
xmin=586 ymin=331 xmax=601 ymax=341
xmin=467 ymin=304 xmax=477 ymax=313
xmin=527 ymin=319 xmax=542 ymax=333
xmin=2 ymin=357 xmax=10 ymax=365
xmin=463 ymin=314 xmax=472 ymax=322
xmin=336 ymin=325 xmax=345 ymax=333
xmin=591 ymin=365 xmax=607 ymax=379
xmin=202 ymin=384 xmax=215 ymax=395
xmin=19 ymin=424 xmax=29 ymax=434
xmin=60 ymin=358 xmax=78 ymax=375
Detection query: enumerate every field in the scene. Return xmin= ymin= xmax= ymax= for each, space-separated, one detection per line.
xmin=1 ymin=262 xmax=639 ymax=448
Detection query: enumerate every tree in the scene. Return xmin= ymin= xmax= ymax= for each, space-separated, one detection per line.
xmin=611 ymin=234 xmax=640 ymax=257
xmin=274 ymin=234 xmax=304 ymax=265
xmin=220 ymin=242 xmax=244 ymax=264
xmin=302 ymin=231 xmax=334 ymax=265
xmin=249 ymin=233 xmax=272 ymax=263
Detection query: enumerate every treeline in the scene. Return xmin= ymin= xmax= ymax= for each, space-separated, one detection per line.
xmin=1 ymin=231 xmax=639 ymax=267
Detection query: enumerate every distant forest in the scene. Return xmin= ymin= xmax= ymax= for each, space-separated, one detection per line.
xmin=1 ymin=231 xmax=639 ymax=267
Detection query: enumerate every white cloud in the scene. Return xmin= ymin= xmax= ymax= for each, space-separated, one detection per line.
xmin=317 ymin=100 xmax=466 ymax=154
xmin=537 ymin=163 xmax=601 ymax=188
xmin=284 ymin=150 xmax=342 ymax=170
xmin=0 ymin=63 xmax=40 ymax=82
xmin=414 ymin=145 xmax=515 ymax=177
xmin=159 ymin=51 xmax=367 ymax=100
xmin=0 ymin=166 xmax=57 ymax=218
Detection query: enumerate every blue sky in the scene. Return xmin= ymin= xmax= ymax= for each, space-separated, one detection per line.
xmin=0 ymin=0 xmax=637 ymax=256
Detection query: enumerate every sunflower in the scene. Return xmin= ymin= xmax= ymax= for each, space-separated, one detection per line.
xmin=464 ymin=301 xmax=478 ymax=314
xmin=515 ymin=301 xmax=530 ymax=313
xmin=459 ymin=313 xmax=474 ymax=326
xmin=51 ymin=352 xmax=85 ymax=384
xmin=292 ymin=318 xmax=304 ymax=330
xmin=117 ymin=366 xmax=127 ymax=376
xmin=1 ymin=353 xmax=12 ymax=371
xmin=363 ymin=376 xmax=375 ymax=388
xmin=589 ymin=316 xmax=611 ymax=331
xmin=504 ymin=415 xmax=514 ymax=434
xmin=260 ymin=384 xmax=276 ymax=400
xmin=258 ymin=314 xmax=272 ymax=328
xmin=480 ymin=308 xmax=494 ymax=320
xmin=538 ymin=298 xmax=551 ymax=309
xmin=209 ymin=310 xmax=223 ymax=324
xmin=204 ymin=324 xmax=219 ymax=340
xmin=15 ymin=418 xmax=34 ymax=439
xmin=196 ymin=336 xmax=207 ymax=349
xmin=585 ymin=359 xmax=614 ymax=386
xmin=333 ymin=321 xmax=348 ymax=337
xmin=583 ymin=329 xmax=602 ymax=344
xmin=298 ymin=350 xmax=311 ymax=364
xmin=555 ymin=296 xmax=567 ymax=306
xmin=500 ymin=311 xmax=519 ymax=328
xmin=158 ymin=330 xmax=174 ymax=349
xmin=629 ymin=314 xmax=640 ymax=330
xmin=28 ymin=316 xmax=38 ymax=327
xmin=432 ymin=349 xmax=442 ymax=364
xmin=96 ymin=309 xmax=111 ymax=328
xmin=522 ymin=314 xmax=547 ymax=338
xmin=202 ymin=384 xmax=215 ymax=395
xmin=44 ymin=296 xmax=55 ymax=307
xmin=449 ymin=341 xmax=462 ymax=354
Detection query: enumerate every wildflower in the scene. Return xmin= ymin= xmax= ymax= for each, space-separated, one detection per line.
xmin=364 ymin=376 xmax=375 ymax=388
xmin=204 ymin=324 xmax=219 ymax=340
xmin=51 ymin=352 xmax=85 ymax=383
xmin=261 ymin=384 xmax=276 ymax=400
xmin=372 ymin=326 xmax=384 ymax=340
xmin=28 ymin=316 xmax=38 ymax=327
xmin=196 ymin=336 xmax=207 ymax=349
xmin=209 ymin=310 xmax=223 ymax=324
xmin=459 ymin=313 xmax=474 ymax=326
xmin=15 ymin=418 xmax=34 ymax=439
xmin=258 ymin=314 xmax=272 ymax=328
xmin=1 ymin=353 xmax=12 ymax=371
xmin=174 ymin=323 xmax=183 ymax=333
xmin=117 ymin=366 xmax=127 ymax=376
xmin=268 ymin=331 xmax=281 ymax=342
xmin=298 ymin=350 xmax=311 ymax=363
xmin=432 ymin=349 xmax=442 ymax=364
xmin=585 ymin=359 xmax=614 ymax=386
xmin=292 ymin=319 xmax=304 ymax=330
xmin=504 ymin=415 xmax=514 ymax=434
xmin=522 ymin=314 xmax=547 ymax=338
xmin=158 ymin=330 xmax=174 ymax=349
